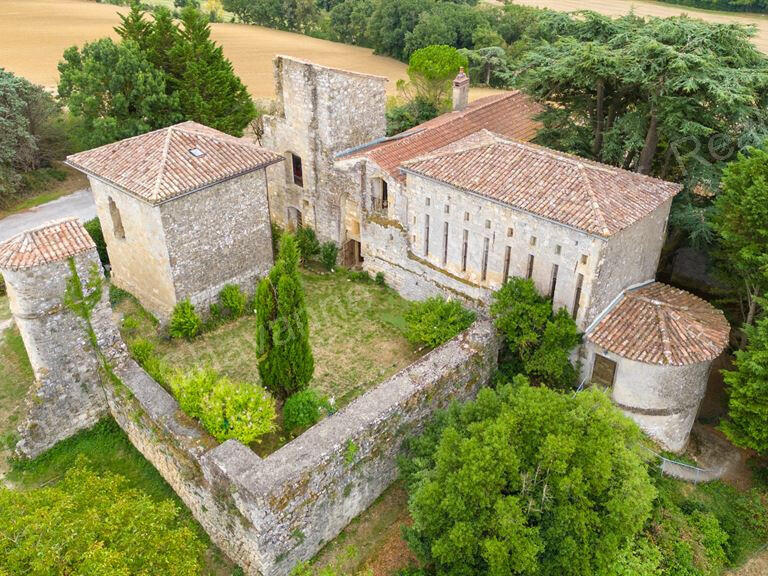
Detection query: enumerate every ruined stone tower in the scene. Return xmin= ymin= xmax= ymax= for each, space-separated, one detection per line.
xmin=0 ymin=218 xmax=110 ymax=458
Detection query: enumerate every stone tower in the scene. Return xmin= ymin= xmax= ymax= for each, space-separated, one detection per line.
xmin=0 ymin=218 xmax=110 ymax=458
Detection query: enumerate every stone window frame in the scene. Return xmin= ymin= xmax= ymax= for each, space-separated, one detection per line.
xmin=108 ymin=197 xmax=126 ymax=240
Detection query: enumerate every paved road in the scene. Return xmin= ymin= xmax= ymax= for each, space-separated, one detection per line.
xmin=0 ymin=189 xmax=96 ymax=243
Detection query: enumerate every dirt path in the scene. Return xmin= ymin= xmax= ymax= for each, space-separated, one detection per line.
xmin=728 ymin=547 xmax=768 ymax=575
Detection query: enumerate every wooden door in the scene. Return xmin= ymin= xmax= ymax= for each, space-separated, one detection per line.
xmin=592 ymin=354 xmax=617 ymax=387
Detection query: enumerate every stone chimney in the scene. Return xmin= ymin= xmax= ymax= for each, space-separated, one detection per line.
xmin=452 ymin=67 xmax=469 ymax=111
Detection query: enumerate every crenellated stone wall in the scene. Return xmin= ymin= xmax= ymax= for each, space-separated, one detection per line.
xmin=4 ymin=249 xmax=110 ymax=458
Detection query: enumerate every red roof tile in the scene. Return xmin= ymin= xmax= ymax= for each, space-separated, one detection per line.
xmin=0 ymin=218 xmax=95 ymax=271
xmin=586 ymin=282 xmax=730 ymax=365
xmin=402 ymin=132 xmax=681 ymax=237
xmin=337 ymin=91 xmax=542 ymax=182
xmin=66 ymin=121 xmax=283 ymax=205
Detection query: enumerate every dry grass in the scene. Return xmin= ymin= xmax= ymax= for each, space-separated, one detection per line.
xmin=118 ymin=269 xmax=420 ymax=407
xmin=0 ymin=0 xmax=499 ymax=100
xmin=311 ymin=482 xmax=417 ymax=576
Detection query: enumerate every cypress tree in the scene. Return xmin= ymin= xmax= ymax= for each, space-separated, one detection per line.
xmin=256 ymin=234 xmax=314 ymax=400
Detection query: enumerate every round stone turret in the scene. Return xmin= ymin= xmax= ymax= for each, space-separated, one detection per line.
xmin=0 ymin=218 xmax=110 ymax=458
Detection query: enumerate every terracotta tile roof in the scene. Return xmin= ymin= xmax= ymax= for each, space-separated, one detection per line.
xmin=66 ymin=121 xmax=283 ymax=205
xmin=337 ymin=91 xmax=542 ymax=182
xmin=586 ymin=282 xmax=730 ymax=366
xmin=401 ymin=132 xmax=681 ymax=237
xmin=0 ymin=218 xmax=95 ymax=271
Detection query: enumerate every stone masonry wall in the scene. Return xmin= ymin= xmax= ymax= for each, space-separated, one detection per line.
xmin=94 ymin=309 xmax=497 ymax=575
xmin=160 ymin=169 xmax=274 ymax=313
xmin=4 ymin=250 xmax=109 ymax=458
xmin=582 ymin=341 xmax=713 ymax=452
xmin=262 ymin=57 xmax=387 ymax=245
xmin=90 ymin=177 xmax=177 ymax=319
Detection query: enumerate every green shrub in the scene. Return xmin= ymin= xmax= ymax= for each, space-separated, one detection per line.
xmin=320 ymin=241 xmax=338 ymax=271
xmin=348 ymin=270 xmax=371 ymax=283
xmin=128 ymin=338 xmax=167 ymax=385
xmin=271 ymin=221 xmax=283 ymax=259
xmin=169 ymin=299 xmax=202 ymax=340
xmin=170 ymin=366 xmax=276 ymax=444
xmin=283 ymin=389 xmax=322 ymax=435
xmin=375 ymin=271 xmax=386 ymax=286
xmin=0 ymin=274 xmax=5 ymax=297
xmin=219 ymin=284 xmax=247 ymax=318
xmin=296 ymin=226 xmax=320 ymax=262
xmin=405 ymin=297 xmax=475 ymax=348
xmin=83 ymin=217 xmax=109 ymax=268
xmin=121 ymin=314 xmax=140 ymax=335
xmin=108 ymin=284 xmax=130 ymax=306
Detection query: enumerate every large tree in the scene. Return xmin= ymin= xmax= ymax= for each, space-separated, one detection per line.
xmin=255 ymin=234 xmax=315 ymax=400
xmin=399 ymin=45 xmax=469 ymax=112
xmin=58 ymin=38 xmax=179 ymax=148
xmin=0 ymin=461 xmax=204 ymax=574
xmin=517 ymin=12 xmax=768 ymax=181
xmin=711 ymin=143 xmax=768 ymax=332
xmin=367 ymin=0 xmax=434 ymax=60
xmin=400 ymin=382 xmax=656 ymax=576
xmin=721 ymin=304 xmax=768 ymax=455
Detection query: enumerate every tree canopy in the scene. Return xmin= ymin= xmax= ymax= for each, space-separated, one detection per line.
xmin=721 ymin=304 xmax=768 ymax=455
xmin=58 ymin=3 xmax=255 ymax=147
xmin=711 ymin=143 xmax=768 ymax=331
xmin=0 ymin=460 xmax=204 ymax=574
xmin=400 ymin=381 xmax=656 ymax=576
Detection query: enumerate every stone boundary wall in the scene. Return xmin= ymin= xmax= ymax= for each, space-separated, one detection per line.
xmin=96 ymin=314 xmax=498 ymax=576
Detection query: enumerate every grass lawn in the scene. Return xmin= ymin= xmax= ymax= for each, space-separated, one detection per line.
xmin=0 ymin=295 xmax=11 ymax=324
xmin=119 ymin=269 xmax=420 ymax=408
xmin=0 ymin=163 xmax=88 ymax=219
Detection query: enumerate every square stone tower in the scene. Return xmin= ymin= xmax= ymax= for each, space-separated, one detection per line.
xmin=261 ymin=56 xmax=388 ymax=257
xmin=67 ymin=121 xmax=283 ymax=319
xmin=0 ymin=218 xmax=111 ymax=458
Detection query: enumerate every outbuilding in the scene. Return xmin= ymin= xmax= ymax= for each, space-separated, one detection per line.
xmin=67 ymin=121 xmax=283 ymax=319
xmin=583 ymin=282 xmax=730 ymax=452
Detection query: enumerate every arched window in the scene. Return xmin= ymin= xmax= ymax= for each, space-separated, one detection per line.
xmin=108 ymin=197 xmax=125 ymax=240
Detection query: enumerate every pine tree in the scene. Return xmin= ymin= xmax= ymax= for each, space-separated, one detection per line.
xmin=171 ymin=7 xmax=256 ymax=136
xmin=256 ymin=234 xmax=314 ymax=400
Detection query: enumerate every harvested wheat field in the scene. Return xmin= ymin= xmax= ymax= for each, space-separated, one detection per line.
xmin=0 ymin=0 xmax=505 ymax=99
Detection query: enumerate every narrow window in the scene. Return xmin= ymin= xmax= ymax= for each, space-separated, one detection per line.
xmin=464 ymin=211 xmax=470 ymax=222
xmin=381 ymin=179 xmax=388 ymax=209
xmin=481 ymin=237 xmax=490 ymax=281
xmin=573 ymin=273 xmax=584 ymax=319
xmin=502 ymin=246 xmax=511 ymax=282
xmin=424 ymin=214 xmax=430 ymax=256
xmin=581 ymin=254 xmax=588 ymax=265
xmin=555 ymin=244 xmax=562 ymax=255
xmin=549 ymin=264 xmax=559 ymax=299
xmin=530 ymin=236 xmax=537 ymax=247
xmin=507 ymin=227 xmax=514 ymax=238
xmin=526 ymin=254 xmax=534 ymax=279
xmin=425 ymin=197 xmax=431 ymax=206
xmin=444 ymin=204 xmax=450 ymax=214
xmin=485 ymin=219 xmax=491 ymax=229
xmin=109 ymin=197 xmax=125 ymax=240
xmin=442 ymin=222 xmax=449 ymax=266
xmin=461 ymin=230 xmax=468 ymax=272
xmin=291 ymin=153 xmax=304 ymax=187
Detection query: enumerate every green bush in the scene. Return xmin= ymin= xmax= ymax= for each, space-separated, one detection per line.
xmin=348 ymin=270 xmax=371 ymax=282
xmin=271 ymin=221 xmax=283 ymax=259
xmin=170 ymin=366 xmax=276 ymax=444
xmin=108 ymin=283 xmax=130 ymax=306
xmin=0 ymin=460 xmax=205 ymax=574
xmin=283 ymin=389 xmax=322 ymax=435
xmin=320 ymin=241 xmax=338 ymax=271
xmin=375 ymin=271 xmax=386 ymax=286
xmin=219 ymin=284 xmax=248 ymax=318
xmin=405 ymin=297 xmax=475 ymax=348
xmin=0 ymin=274 xmax=5 ymax=297
xmin=83 ymin=217 xmax=109 ymax=268
xmin=296 ymin=226 xmax=320 ymax=262
xmin=169 ymin=299 xmax=202 ymax=340
xmin=128 ymin=338 xmax=167 ymax=385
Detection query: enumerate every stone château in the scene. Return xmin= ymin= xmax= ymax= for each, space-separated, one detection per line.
xmin=0 ymin=56 xmax=732 ymax=576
